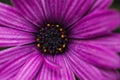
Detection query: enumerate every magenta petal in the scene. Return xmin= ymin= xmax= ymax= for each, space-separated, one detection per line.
xmin=0 ymin=2 xmax=37 ymax=32
xmin=44 ymin=56 xmax=60 ymax=70
xmin=0 ymin=27 xmax=35 ymax=47
xmin=36 ymin=55 xmax=75 ymax=80
xmin=100 ymin=70 xmax=120 ymax=80
xmin=87 ymin=34 xmax=120 ymax=52
xmin=14 ymin=54 xmax=43 ymax=80
xmin=0 ymin=45 xmax=35 ymax=66
xmin=0 ymin=45 xmax=36 ymax=79
xmin=36 ymin=56 xmax=54 ymax=80
xmin=62 ymin=0 xmax=94 ymax=27
xmin=69 ymin=9 xmax=120 ymax=39
xmin=36 ymin=64 xmax=60 ymax=80
xmin=69 ymin=41 xmax=120 ymax=69
xmin=65 ymin=51 xmax=104 ymax=80
xmin=64 ymin=0 xmax=113 ymax=27
xmin=54 ymin=55 xmax=75 ymax=80
xmin=11 ymin=0 xmax=45 ymax=26
xmin=36 ymin=64 xmax=49 ymax=80
xmin=90 ymin=0 xmax=113 ymax=12
xmin=0 ymin=53 xmax=33 ymax=80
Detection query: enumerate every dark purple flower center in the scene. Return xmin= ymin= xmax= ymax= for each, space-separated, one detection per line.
xmin=36 ymin=24 xmax=68 ymax=55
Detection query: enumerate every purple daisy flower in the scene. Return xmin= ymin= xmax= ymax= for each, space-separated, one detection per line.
xmin=0 ymin=0 xmax=120 ymax=80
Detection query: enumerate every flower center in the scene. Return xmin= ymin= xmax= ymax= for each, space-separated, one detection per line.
xmin=36 ymin=24 xmax=68 ymax=55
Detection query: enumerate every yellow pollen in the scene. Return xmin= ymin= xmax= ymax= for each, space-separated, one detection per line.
xmin=62 ymin=44 xmax=66 ymax=48
xmin=56 ymin=25 xmax=59 ymax=27
xmin=60 ymin=28 xmax=63 ymax=31
xmin=50 ymin=50 xmax=52 ymax=54
xmin=43 ymin=47 xmax=46 ymax=49
xmin=61 ymin=34 xmax=65 ymax=38
xmin=37 ymin=44 xmax=40 ymax=47
xmin=44 ymin=49 xmax=47 ymax=53
xmin=65 ymin=38 xmax=68 ymax=41
xmin=47 ymin=24 xmax=50 ymax=27
xmin=58 ymin=48 xmax=62 ymax=51
xmin=36 ymin=38 xmax=40 ymax=42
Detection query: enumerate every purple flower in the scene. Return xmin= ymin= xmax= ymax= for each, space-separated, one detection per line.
xmin=0 ymin=0 xmax=120 ymax=80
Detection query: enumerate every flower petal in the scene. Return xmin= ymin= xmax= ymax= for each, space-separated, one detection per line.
xmin=90 ymin=0 xmax=113 ymax=12
xmin=63 ymin=0 xmax=113 ymax=27
xmin=11 ymin=0 xmax=99 ymax=27
xmin=0 ymin=53 xmax=33 ymax=80
xmin=44 ymin=56 xmax=60 ymax=70
xmin=69 ymin=10 xmax=120 ymax=39
xmin=36 ymin=64 xmax=49 ymax=80
xmin=14 ymin=53 xmax=43 ymax=80
xmin=0 ymin=45 xmax=36 ymax=80
xmin=54 ymin=55 xmax=75 ymax=80
xmin=0 ymin=2 xmax=37 ymax=32
xmin=62 ymin=0 xmax=94 ymax=27
xmin=87 ymin=33 xmax=120 ymax=52
xmin=69 ymin=41 xmax=120 ymax=69
xmin=0 ymin=27 xmax=35 ymax=47
xmin=36 ymin=55 xmax=75 ymax=80
xmin=11 ymin=0 xmax=46 ymax=26
xmin=100 ymin=70 xmax=120 ymax=80
xmin=0 ymin=45 xmax=35 ymax=66
xmin=65 ymin=50 xmax=104 ymax=80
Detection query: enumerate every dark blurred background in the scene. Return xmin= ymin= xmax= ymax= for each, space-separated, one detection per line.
xmin=111 ymin=0 xmax=120 ymax=9
xmin=0 ymin=0 xmax=120 ymax=80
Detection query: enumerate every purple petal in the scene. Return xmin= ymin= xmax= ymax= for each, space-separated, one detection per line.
xmin=0 ymin=53 xmax=33 ymax=80
xmin=11 ymin=0 xmax=100 ymax=27
xmin=62 ymin=0 xmax=94 ymax=27
xmin=87 ymin=33 xmax=120 ymax=52
xmin=100 ymin=70 xmax=120 ymax=80
xmin=65 ymin=51 xmax=104 ymax=80
xmin=63 ymin=0 xmax=113 ymax=27
xmin=69 ymin=41 xmax=120 ymax=69
xmin=36 ymin=64 xmax=48 ymax=80
xmin=0 ymin=27 xmax=35 ymax=47
xmin=54 ymin=55 xmax=75 ymax=80
xmin=14 ymin=54 xmax=43 ymax=80
xmin=36 ymin=55 xmax=75 ymax=80
xmin=11 ymin=0 xmax=46 ymax=26
xmin=44 ymin=56 xmax=60 ymax=70
xmin=36 ymin=56 xmax=55 ymax=80
xmin=90 ymin=0 xmax=113 ymax=12
xmin=0 ymin=45 xmax=35 ymax=66
xmin=0 ymin=2 xmax=37 ymax=32
xmin=69 ymin=10 xmax=120 ymax=39
xmin=36 ymin=56 xmax=54 ymax=80
xmin=0 ymin=45 xmax=36 ymax=79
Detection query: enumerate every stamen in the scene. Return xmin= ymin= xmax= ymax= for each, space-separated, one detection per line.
xmin=47 ymin=24 xmax=51 ymax=27
xmin=60 ymin=28 xmax=63 ymax=31
xmin=44 ymin=49 xmax=47 ymax=53
xmin=62 ymin=44 xmax=66 ymax=48
xmin=56 ymin=25 xmax=59 ymax=27
xmin=36 ymin=24 xmax=68 ymax=55
xmin=61 ymin=34 xmax=65 ymax=38
xmin=52 ymin=25 xmax=54 ymax=26
xmin=36 ymin=38 xmax=40 ymax=41
xmin=58 ymin=48 xmax=62 ymax=52
xmin=65 ymin=38 xmax=68 ymax=41
xmin=37 ymin=44 xmax=40 ymax=47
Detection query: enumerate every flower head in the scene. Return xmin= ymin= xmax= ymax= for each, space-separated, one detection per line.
xmin=0 ymin=0 xmax=120 ymax=80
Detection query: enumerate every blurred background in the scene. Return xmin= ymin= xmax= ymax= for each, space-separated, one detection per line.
xmin=112 ymin=0 xmax=120 ymax=9
xmin=0 ymin=0 xmax=120 ymax=80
